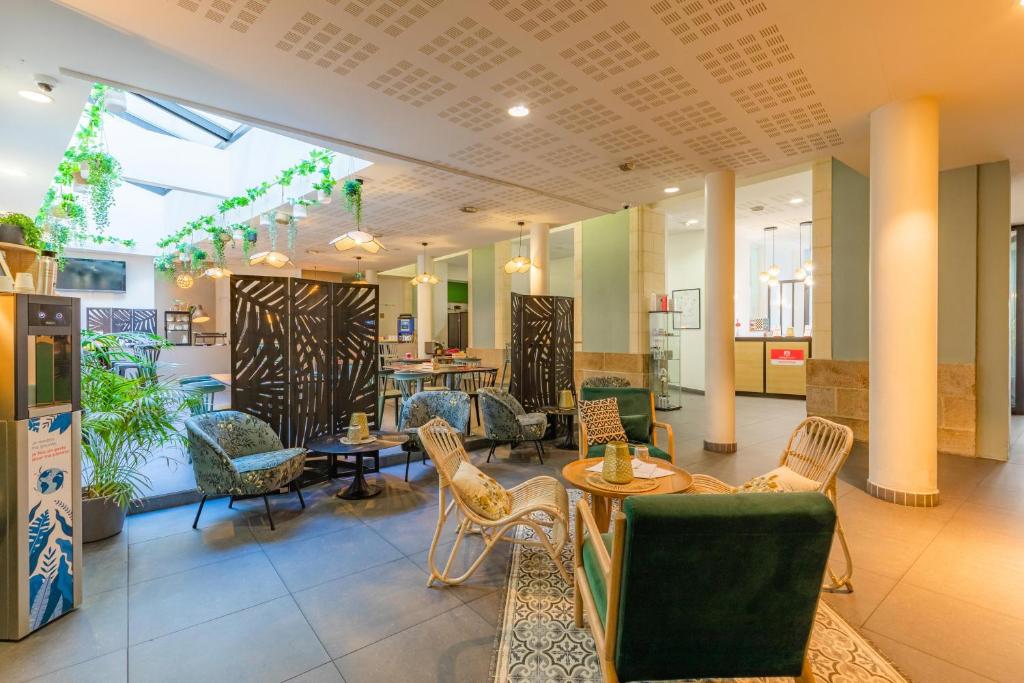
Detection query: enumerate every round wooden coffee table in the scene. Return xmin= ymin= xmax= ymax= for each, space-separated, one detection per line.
xmin=561 ymin=457 xmax=694 ymax=531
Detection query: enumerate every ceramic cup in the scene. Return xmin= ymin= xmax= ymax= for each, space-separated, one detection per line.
xmin=0 ymin=275 xmax=13 ymax=293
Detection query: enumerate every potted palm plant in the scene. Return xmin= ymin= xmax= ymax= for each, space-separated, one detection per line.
xmin=80 ymin=332 xmax=196 ymax=541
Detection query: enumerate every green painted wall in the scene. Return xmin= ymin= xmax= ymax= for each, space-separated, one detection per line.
xmin=938 ymin=165 xmax=979 ymax=363
xmin=582 ymin=210 xmax=630 ymax=353
xmin=470 ymin=245 xmax=495 ymax=348
xmin=976 ymin=160 xmax=1011 ymax=460
xmin=831 ymin=159 xmax=870 ymax=361
xmin=448 ymin=280 xmax=468 ymax=304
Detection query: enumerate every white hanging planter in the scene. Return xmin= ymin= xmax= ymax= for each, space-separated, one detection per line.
xmin=259 ymin=213 xmax=271 ymax=227
xmin=317 ymin=189 xmax=332 ymax=204
xmin=291 ymin=203 xmax=307 ymax=219
xmin=77 ymin=161 xmax=90 ymax=181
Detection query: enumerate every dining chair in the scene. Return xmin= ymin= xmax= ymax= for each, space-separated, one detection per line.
xmin=381 ymin=371 xmax=429 ymax=427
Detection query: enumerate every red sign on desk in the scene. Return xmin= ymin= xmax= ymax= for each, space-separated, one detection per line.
xmin=770 ymin=348 xmax=805 ymax=366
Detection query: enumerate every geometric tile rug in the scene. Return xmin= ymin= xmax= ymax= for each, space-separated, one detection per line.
xmin=491 ymin=491 xmax=910 ymax=682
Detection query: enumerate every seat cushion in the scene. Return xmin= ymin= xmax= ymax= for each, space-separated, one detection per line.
xmin=587 ymin=442 xmax=671 ymax=462
xmin=620 ymin=414 xmax=651 ymax=443
xmin=579 ymin=397 xmax=627 ymax=444
xmin=233 ymin=448 xmax=306 ymax=474
xmin=451 ymin=461 xmax=511 ymax=520
xmin=516 ymin=413 xmax=547 ymax=440
xmin=738 ymin=465 xmax=820 ymax=493
xmin=582 ymin=531 xmax=614 ymax=625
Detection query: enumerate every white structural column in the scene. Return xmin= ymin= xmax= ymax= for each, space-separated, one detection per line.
xmin=416 ymin=251 xmax=434 ymax=355
xmin=364 ymin=269 xmax=378 ymax=285
xmin=868 ymin=97 xmax=940 ymax=506
xmin=528 ymin=222 xmax=550 ymax=295
xmin=704 ymin=170 xmax=737 ymax=453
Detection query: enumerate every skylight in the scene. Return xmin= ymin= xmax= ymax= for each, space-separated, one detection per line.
xmin=114 ymin=92 xmax=249 ymax=148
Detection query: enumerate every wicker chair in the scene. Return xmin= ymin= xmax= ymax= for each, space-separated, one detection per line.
xmin=691 ymin=416 xmax=855 ymax=592
xmin=416 ymin=417 xmax=571 ymax=587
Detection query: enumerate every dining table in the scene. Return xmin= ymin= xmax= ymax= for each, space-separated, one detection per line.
xmin=381 ymin=362 xmax=497 ymax=390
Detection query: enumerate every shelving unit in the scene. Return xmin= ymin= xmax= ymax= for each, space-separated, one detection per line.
xmin=164 ymin=311 xmax=192 ymax=346
xmin=648 ymin=310 xmax=682 ymax=411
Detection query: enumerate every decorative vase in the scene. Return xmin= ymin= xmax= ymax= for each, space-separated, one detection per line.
xmin=82 ymin=495 xmax=127 ymax=542
xmin=602 ymin=442 xmax=633 ymax=484
xmin=557 ymin=389 xmax=575 ymax=410
xmin=349 ymin=412 xmax=370 ymax=440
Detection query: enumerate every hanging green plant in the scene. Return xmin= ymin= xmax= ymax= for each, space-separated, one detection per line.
xmin=268 ymin=221 xmax=279 ymax=250
xmin=0 ymin=212 xmax=45 ymax=251
xmin=154 ymin=254 xmax=177 ymax=280
xmin=287 ymin=216 xmax=298 ymax=251
xmin=82 ymin=151 xmax=122 ymax=230
xmin=211 ymin=229 xmax=227 ymax=265
xmin=242 ymin=227 xmax=258 ymax=259
xmin=343 ymin=179 xmax=363 ymax=225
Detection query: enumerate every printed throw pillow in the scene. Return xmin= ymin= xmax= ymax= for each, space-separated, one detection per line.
xmin=451 ymin=461 xmax=512 ymax=521
xmin=736 ymin=465 xmax=820 ymax=494
xmin=578 ymin=397 xmax=628 ymax=445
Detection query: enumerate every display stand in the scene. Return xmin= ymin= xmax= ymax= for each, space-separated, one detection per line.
xmin=648 ymin=311 xmax=682 ymax=411
xmin=164 ymin=311 xmax=192 ymax=345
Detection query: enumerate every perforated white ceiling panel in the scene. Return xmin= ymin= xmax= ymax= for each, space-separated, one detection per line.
xmin=36 ymin=0 xmax=1024 ymax=267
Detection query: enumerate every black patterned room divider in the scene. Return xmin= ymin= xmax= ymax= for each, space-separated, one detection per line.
xmin=509 ymin=292 xmax=575 ymax=413
xmin=230 ymin=276 xmax=379 ymax=447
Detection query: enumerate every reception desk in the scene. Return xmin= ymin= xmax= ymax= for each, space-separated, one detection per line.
xmin=734 ymin=336 xmax=811 ymax=397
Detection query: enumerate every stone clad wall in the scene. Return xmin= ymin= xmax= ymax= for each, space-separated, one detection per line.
xmin=467 ymin=348 xmax=649 ymax=392
xmin=806 ymin=359 xmax=977 ymax=456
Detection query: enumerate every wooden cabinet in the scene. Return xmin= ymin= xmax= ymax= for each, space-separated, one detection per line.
xmin=733 ymin=337 xmax=810 ymax=397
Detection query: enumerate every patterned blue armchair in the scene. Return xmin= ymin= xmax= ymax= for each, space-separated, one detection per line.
xmin=478 ymin=388 xmax=547 ymax=463
xmin=398 ymin=390 xmax=471 ymax=481
xmin=184 ymin=410 xmax=307 ymax=531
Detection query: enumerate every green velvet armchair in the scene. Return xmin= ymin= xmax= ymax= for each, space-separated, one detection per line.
xmin=185 ymin=410 xmax=307 ymax=531
xmin=578 ymin=387 xmax=675 ymax=463
xmin=574 ymin=492 xmax=836 ymax=683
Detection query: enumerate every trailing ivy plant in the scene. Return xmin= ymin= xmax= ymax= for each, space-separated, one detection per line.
xmin=343 ymin=179 xmax=363 ymax=226
xmin=82 ymin=151 xmax=121 ymax=230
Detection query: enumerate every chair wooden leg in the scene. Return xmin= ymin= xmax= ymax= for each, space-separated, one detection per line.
xmin=263 ymin=495 xmax=275 ymax=531
xmin=192 ymin=495 xmax=207 ymax=529
xmin=573 ymin=571 xmax=584 ymax=628
xmin=796 ymin=653 xmax=815 ymax=683
xmin=824 ymin=515 xmax=854 ymax=593
xmin=293 ymin=481 xmax=306 ymax=509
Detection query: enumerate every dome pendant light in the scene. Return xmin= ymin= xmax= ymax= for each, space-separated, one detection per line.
xmin=503 ymin=221 xmax=532 ymax=274
xmin=410 ymin=243 xmax=440 ymax=286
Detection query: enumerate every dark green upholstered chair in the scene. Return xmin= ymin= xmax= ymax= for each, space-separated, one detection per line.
xmin=574 ymin=492 xmax=835 ymax=683
xmin=578 ymin=387 xmax=675 ymax=463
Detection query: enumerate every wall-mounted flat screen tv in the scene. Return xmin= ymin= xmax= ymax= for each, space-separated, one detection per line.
xmin=56 ymin=257 xmax=127 ymax=292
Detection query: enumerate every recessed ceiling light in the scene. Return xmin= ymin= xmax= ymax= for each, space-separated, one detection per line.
xmin=305 ymin=249 xmax=322 ymax=255
xmin=751 ymin=205 xmax=765 ymax=212
xmin=686 ymin=219 xmax=699 ymax=226
xmin=17 ymin=89 xmax=52 ymax=104
xmin=507 ymin=104 xmax=530 ymax=117
xmin=789 ymin=197 xmax=804 ymax=205
xmin=664 ymin=187 xmax=680 ymax=194
xmin=0 ymin=167 xmax=26 ymax=177
xmin=460 ymin=206 xmax=479 ymax=213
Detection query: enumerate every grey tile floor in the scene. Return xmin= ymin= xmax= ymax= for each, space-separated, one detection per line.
xmin=2 ymin=396 xmax=1022 ymax=682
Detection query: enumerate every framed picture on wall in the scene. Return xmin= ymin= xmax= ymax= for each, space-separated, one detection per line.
xmin=672 ymin=288 xmax=701 ymax=330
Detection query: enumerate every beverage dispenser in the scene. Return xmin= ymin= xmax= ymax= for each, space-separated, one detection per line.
xmin=0 ymin=293 xmax=82 ymax=640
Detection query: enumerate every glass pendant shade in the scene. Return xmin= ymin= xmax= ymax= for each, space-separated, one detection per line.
xmin=360 ymin=239 xmax=382 ymax=254
xmin=175 ymin=273 xmax=194 ymax=289
xmin=503 ymin=260 xmax=518 ymax=274
xmin=758 ymin=271 xmax=770 ymax=283
xmin=794 ymin=267 xmax=807 ymax=281
xmin=330 ymin=235 xmax=356 ymax=252
xmin=804 ymin=275 xmax=815 ymax=287
xmin=768 ymin=264 xmax=781 ymax=277
xmin=803 ymin=259 xmax=814 ymax=273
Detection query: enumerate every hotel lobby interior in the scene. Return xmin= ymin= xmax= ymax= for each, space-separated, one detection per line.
xmin=2 ymin=1 xmax=1024 ymax=681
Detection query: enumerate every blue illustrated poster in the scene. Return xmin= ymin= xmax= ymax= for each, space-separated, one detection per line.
xmin=27 ymin=413 xmax=74 ymax=630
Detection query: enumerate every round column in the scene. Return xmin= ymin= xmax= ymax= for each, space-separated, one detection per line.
xmin=869 ymin=97 xmax=940 ymax=506
xmin=704 ymin=170 xmax=737 ymax=453
xmin=416 ymin=252 xmax=434 ymax=355
xmin=528 ymin=223 xmax=550 ymax=295
xmin=364 ymin=269 xmax=378 ymax=285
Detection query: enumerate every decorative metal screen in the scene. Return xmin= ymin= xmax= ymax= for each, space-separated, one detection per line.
xmin=510 ymin=293 xmax=575 ymax=412
xmin=230 ymin=276 xmax=378 ymax=447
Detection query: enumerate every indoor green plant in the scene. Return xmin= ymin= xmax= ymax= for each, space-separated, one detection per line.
xmin=79 ymin=331 xmax=196 ymax=540
xmin=0 ymin=212 xmax=45 ymax=251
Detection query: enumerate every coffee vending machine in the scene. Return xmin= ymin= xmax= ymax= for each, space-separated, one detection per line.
xmin=0 ymin=293 xmax=82 ymax=640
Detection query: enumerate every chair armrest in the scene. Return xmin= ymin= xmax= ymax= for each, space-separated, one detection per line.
xmin=578 ymin=420 xmax=589 ymax=460
xmin=575 ymin=498 xmax=611 ymax=578
xmin=688 ymin=473 xmax=734 ymax=493
xmin=652 ymin=420 xmax=675 ymax=463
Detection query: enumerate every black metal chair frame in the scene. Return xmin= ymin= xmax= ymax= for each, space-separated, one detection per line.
xmin=192 ymin=481 xmax=306 ymax=531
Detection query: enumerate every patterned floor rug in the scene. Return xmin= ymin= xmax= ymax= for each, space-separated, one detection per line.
xmin=491 ymin=492 xmax=909 ymax=683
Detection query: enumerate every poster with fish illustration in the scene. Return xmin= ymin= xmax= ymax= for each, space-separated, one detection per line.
xmin=26 ymin=413 xmax=74 ymax=630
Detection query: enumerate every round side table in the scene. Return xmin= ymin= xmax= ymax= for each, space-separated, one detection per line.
xmin=540 ymin=406 xmax=578 ymax=449
xmin=307 ymin=431 xmax=409 ymax=499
